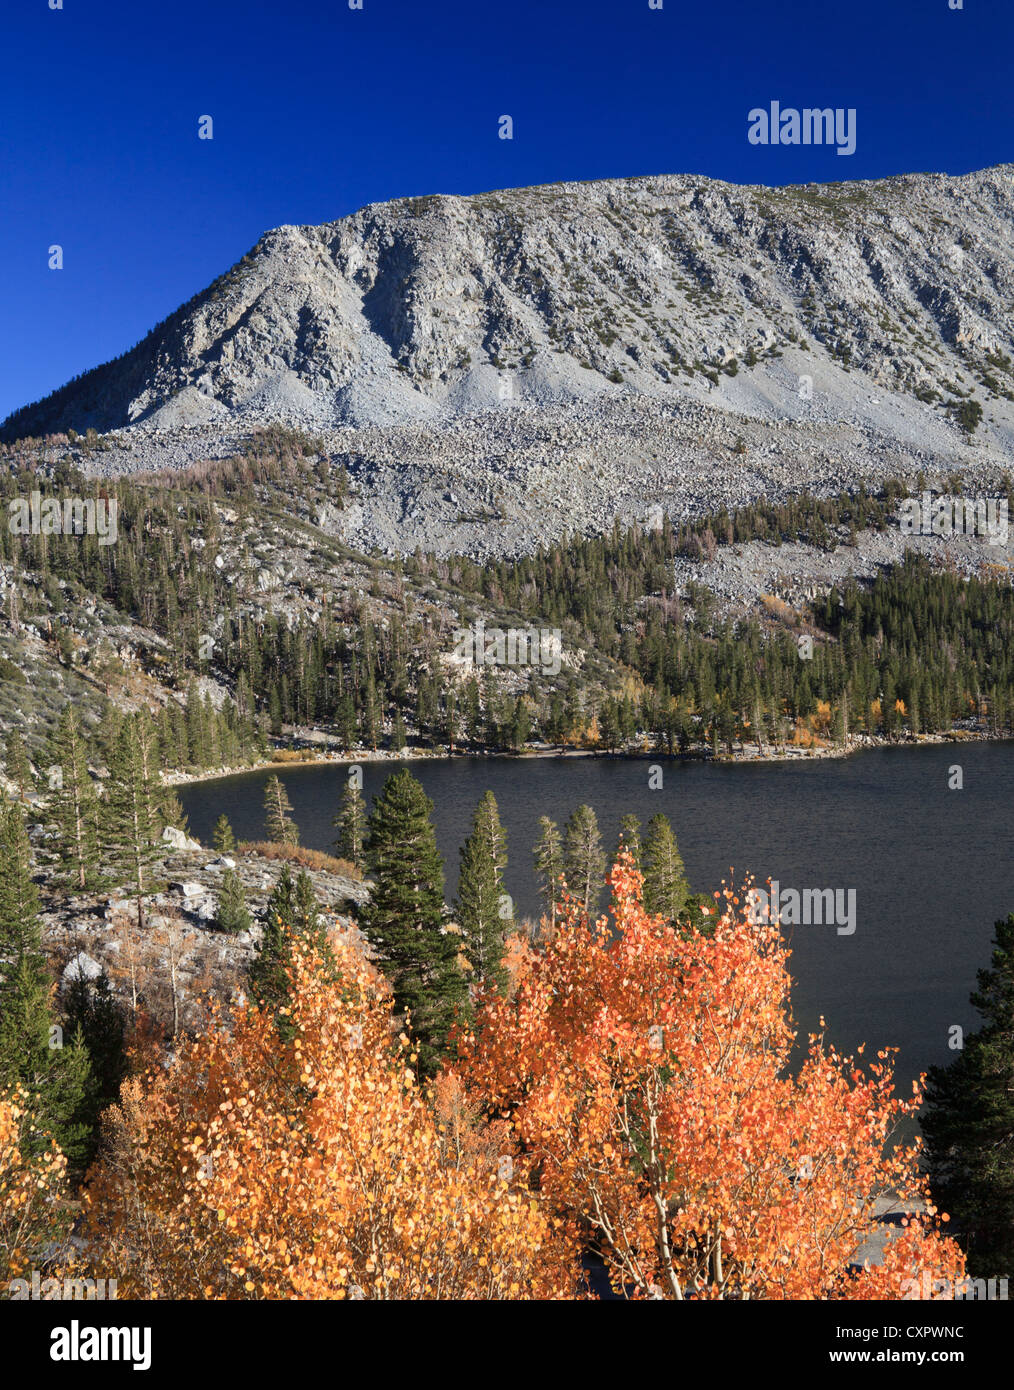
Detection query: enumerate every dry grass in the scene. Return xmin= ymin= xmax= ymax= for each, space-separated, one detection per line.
xmin=239 ymin=840 xmax=363 ymax=880
xmin=759 ymin=593 xmax=799 ymax=627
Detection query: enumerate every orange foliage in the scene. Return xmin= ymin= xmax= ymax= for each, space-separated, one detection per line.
xmin=82 ymin=936 xmax=576 ymax=1299
xmin=457 ymin=856 xmax=966 ymax=1300
xmin=501 ymin=931 xmax=534 ymax=993
xmin=0 ymin=1089 xmax=69 ymax=1283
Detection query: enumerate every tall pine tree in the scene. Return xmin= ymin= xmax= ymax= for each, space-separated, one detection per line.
xmin=563 ymin=804 xmax=606 ymax=919
xmin=618 ymin=813 xmax=642 ymax=868
xmin=923 ymin=913 xmax=1014 ymax=1276
xmin=360 ymin=769 xmax=466 ymax=1074
xmin=642 ymin=814 xmax=689 ymax=924
xmin=263 ymin=775 xmax=299 ymax=845
xmin=333 ymin=779 xmax=367 ymax=871
xmin=0 ymin=796 xmax=91 ymax=1173
xmin=250 ymin=865 xmax=296 ymax=1010
xmin=48 ymin=706 xmax=101 ymax=892
xmin=456 ymin=790 xmax=510 ymax=992
xmin=4 ymin=728 xmax=34 ymax=802
xmin=533 ymin=815 xmax=565 ymax=933
xmin=104 ymin=714 xmax=164 ymax=931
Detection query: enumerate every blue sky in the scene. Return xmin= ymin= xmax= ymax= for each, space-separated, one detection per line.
xmin=1 ymin=0 xmax=1010 ymax=422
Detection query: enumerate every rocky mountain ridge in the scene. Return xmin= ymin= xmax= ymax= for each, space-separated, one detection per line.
xmin=4 ymin=165 xmax=1014 ymax=562
xmin=5 ymin=164 xmax=1014 ymax=440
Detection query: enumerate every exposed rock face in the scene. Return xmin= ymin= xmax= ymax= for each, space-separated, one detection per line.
xmin=5 ymin=165 xmax=1014 ymax=438
xmin=44 ymin=849 xmax=372 ymax=1027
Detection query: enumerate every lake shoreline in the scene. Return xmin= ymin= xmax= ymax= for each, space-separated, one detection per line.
xmin=161 ymin=725 xmax=1006 ymax=789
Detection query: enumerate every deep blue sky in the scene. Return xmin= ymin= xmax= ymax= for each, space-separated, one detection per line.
xmin=1 ymin=0 xmax=1010 ymax=422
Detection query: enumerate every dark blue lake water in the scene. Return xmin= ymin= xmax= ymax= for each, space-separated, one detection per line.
xmin=179 ymin=743 xmax=1014 ymax=1100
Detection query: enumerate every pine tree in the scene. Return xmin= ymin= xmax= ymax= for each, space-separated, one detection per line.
xmin=263 ymin=775 xmax=299 ymax=845
xmin=360 ymin=769 xmax=466 ymax=1075
xmin=0 ymin=795 xmax=43 ymax=963
xmin=212 ymin=813 xmax=237 ymax=854
xmin=456 ymin=791 xmax=510 ymax=992
xmin=333 ymin=780 xmax=367 ymax=870
xmin=563 ymin=804 xmax=606 ymax=919
xmin=48 ymin=706 xmax=102 ymax=893
xmin=4 ymin=728 xmax=33 ymax=802
xmin=249 ymin=865 xmax=332 ymax=1031
xmin=642 ymin=813 xmax=689 ymax=923
xmin=923 ymin=913 xmax=1014 ymax=1276
xmin=336 ymin=694 xmax=356 ymax=752
xmin=161 ymin=787 xmax=189 ymax=836
xmin=618 ymin=813 xmax=642 ymax=868
xmin=103 ymin=714 xmax=164 ymax=931
xmin=185 ymin=680 xmax=209 ymax=767
xmin=391 ymin=711 xmax=407 ymax=753
xmin=266 ymin=862 xmax=296 ymax=928
xmin=293 ymin=869 xmax=328 ymax=951
xmin=61 ymin=971 xmax=126 ymax=1170
xmin=217 ymin=868 xmax=252 ymax=935
xmin=0 ymin=797 xmax=92 ymax=1173
xmin=533 ymin=815 xmax=565 ymax=933
xmin=249 ymin=864 xmax=296 ymax=1016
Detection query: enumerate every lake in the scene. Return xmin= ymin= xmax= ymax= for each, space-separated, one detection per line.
xmin=179 ymin=742 xmax=1014 ymax=1100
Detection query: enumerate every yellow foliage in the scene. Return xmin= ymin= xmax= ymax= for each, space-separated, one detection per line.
xmin=0 ymin=1088 xmax=69 ymax=1284
xmin=83 ymin=936 xmax=577 ymax=1300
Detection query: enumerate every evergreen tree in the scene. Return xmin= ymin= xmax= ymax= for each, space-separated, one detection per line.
xmin=266 ymin=862 xmax=296 ymax=927
xmin=391 ymin=711 xmax=407 ymax=753
xmin=293 ymin=869 xmax=328 ymax=952
xmin=263 ymin=774 xmax=299 ymax=845
xmin=185 ymin=680 xmax=209 ymax=766
xmin=563 ymin=804 xmax=606 ymax=919
xmin=336 ymin=694 xmax=356 ymax=752
xmin=160 ymin=786 xmax=190 ymax=837
xmin=0 ymin=794 xmax=43 ymax=960
xmin=618 ymin=813 xmax=642 ymax=868
xmin=360 ymin=769 xmax=466 ymax=1074
xmin=4 ymin=728 xmax=33 ymax=802
xmin=249 ymin=864 xmax=297 ymax=1016
xmin=104 ymin=714 xmax=163 ymax=931
xmin=61 ymin=971 xmax=126 ymax=1169
xmin=456 ymin=791 xmax=510 ymax=992
xmin=0 ymin=797 xmax=92 ymax=1173
xmin=48 ymin=706 xmax=101 ymax=892
xmin=642 ymin=813 xmax=689 ymax=923
xmin=923 ymin=913 xmax=1014 ymax=1276
xmin=217 ymin=868 xmax=252 ymax=935
xmin=333 ymin=780 xmax=368 ymax=871
xmin=212 ymin=813 xmax=237 ymax=854
xmin=533 ymin=815 xmax=565 ymax=932
xmin=250 ymin=864 xmax=333 ymax=1030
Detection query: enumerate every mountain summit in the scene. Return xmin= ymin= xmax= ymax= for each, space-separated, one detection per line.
xmin=5 ymin=164 xmax=1014 ymax=441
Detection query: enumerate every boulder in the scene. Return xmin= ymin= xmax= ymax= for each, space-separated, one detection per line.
xmin=63 ymin=952 xmax=104 ymax=986
xmin=170 ymin=881 xmax=206 ymax=899
xmin=162 ymin=826 xmax=203 ymax=852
